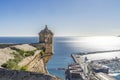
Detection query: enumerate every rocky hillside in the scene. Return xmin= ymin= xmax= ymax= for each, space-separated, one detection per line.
xmin=0 ymin=47 xmax=15 ymax=66
xmin=0 ymin=44 xmax=37 ymax=67
xmin=18 ymin=50 xmax=47 ymax=73
xmin=0 ymin=44 xmax=61 ymax=80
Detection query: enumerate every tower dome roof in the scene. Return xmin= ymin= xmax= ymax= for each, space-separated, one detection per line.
xmin=39 ymin=25 xmax=53 ymax=35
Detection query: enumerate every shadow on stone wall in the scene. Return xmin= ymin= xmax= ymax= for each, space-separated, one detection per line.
xmin=0 ymin=68 xmax=61 ymax=80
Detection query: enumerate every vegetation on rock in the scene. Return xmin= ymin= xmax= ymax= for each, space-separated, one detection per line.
xmin=40 ymin=50 xmax=45 ymax=56
xmin=1 ymin=48 xmax=36 ymax=71
xmin=20 ymin=66 xmax=28 ymax=71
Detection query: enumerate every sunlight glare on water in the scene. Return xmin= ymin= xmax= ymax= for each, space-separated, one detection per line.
xmin=66 ymin=36 xmax=120 ymax=51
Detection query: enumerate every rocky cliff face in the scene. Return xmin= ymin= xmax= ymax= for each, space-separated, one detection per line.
xmin=18 ymin=50 xmax=47 ymax=73
xmin=0 ymin=44 xmax=48 ymax=73
xmin=0 ymin=44 xmax=61 ymax=80
xmin=0 ymin=47 xmax=15 ymax=66
xmin=0 ymin=68 xmax=61 ymax=80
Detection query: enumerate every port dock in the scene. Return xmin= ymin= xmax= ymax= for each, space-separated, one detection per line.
xmin=65 ymin=49 xmax=120 ymax=80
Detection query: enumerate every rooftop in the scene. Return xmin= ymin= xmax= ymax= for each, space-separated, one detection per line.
xmin=39 ymin=25 xmax=53 ymax=35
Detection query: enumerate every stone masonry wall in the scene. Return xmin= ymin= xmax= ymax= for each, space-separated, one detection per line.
xmin=18 ymin=50 xmax=47 ymax=74
xmin=0 ymin=68 xmax=61 ymax=80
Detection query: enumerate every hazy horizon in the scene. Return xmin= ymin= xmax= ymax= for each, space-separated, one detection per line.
xmin=0 ymin=35 xmax=118 ymax=37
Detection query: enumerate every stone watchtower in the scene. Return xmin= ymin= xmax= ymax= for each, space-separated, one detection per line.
xmin=39 ymin=25 xmax=54 ymax=54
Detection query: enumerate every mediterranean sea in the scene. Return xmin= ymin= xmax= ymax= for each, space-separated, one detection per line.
xmin=0 ymin=36 xmax=119 ymax=80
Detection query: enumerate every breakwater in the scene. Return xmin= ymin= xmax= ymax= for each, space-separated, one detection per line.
xmin=68 ymin=53 xmax=117 ymax=80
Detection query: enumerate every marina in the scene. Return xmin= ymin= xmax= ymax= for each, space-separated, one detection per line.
xmin=65 ymin=49 xmax=120 ymax=80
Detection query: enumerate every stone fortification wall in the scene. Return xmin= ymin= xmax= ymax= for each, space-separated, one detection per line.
xmin=0 ymin=68 xmax=61 ymax=80
xmin=18 ymin=50 xmax=47 ymax=73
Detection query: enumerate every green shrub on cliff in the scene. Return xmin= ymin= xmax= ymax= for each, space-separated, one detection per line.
xmin=11 ymin=47 xmax=35 ymax=57
xmin=1 ymin=49 xmax=35 ymax=70
xmin=24 ymin=51 xmax=35 ymax=57
xmin=1 ymin=59 xmax=17 ymax=69
xmin=1 ymin=63 xmax=7 ymax=68
xmin=40 ymin=50 xmax=45 ymax=56
xmin=20 ymin=66 xmax=28 ymax=71
xmin=16 ymin=49 xmax=35 ymax=57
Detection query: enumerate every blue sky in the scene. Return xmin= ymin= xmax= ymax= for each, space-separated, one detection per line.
xmin=0 ymin=0 xmax=120 ymax=36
